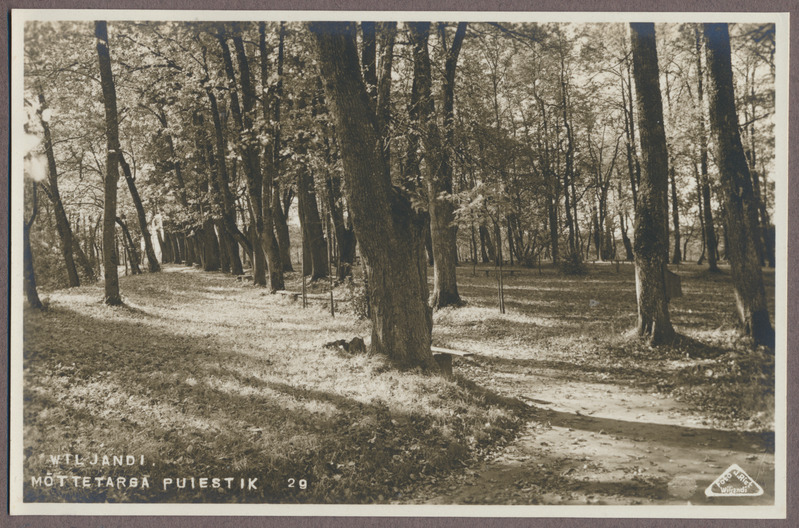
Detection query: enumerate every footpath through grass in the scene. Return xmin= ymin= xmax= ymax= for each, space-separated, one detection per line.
xmin=22 ymin=261 xmax=775 ymax=504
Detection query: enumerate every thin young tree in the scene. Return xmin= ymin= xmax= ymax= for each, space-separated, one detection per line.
xmin=23 ymin=181 xmax=43 ymax=309
xmin=95 ymin=20 xmax=122 ymax=305
xmin=694 ymin=26 xmax=720 ymax=272
xmin=703 ymin=23 xmax=774 ymax=349
xmin=36 ymin=91 xmax=81 ymax=286
xmin=629 ymin=23 xmax=675 ymax=344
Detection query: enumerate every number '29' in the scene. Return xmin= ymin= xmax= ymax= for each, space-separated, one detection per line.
xmin=288 ymin=478 xmax=307 ymax=489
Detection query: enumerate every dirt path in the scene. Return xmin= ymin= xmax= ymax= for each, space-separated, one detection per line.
xmin=419 ymin=362 xmax=775 ymax=505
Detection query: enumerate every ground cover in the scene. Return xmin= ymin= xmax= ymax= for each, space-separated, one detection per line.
xmin=22 ymin=261 xmax=775 ymax=504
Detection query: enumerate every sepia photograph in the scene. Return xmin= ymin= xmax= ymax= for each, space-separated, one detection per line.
xmin=9 ymin=7 xmax=789 ymax=519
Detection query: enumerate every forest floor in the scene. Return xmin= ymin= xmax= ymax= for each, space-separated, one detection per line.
xmin=21 ymin=261 xmax=775 ymax=506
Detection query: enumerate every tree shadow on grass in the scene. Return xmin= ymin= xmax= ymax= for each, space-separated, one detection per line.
xmin=466 ymin=353 xmax=654 ymax=386
xmin=535 ymin=407 xmax=774 ymax=453
xmin=22 ymin=302 xmax=530 ymax=504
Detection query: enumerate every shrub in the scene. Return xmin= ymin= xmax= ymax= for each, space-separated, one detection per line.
xmin=559 ymin=252 xmax=587 ymax=275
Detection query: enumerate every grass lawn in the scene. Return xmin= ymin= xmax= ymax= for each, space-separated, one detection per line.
xmin=21 ymin=261 xmax=775 ymax=504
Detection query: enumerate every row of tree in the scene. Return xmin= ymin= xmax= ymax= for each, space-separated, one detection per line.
xmin=22 ymin=20 xmax=776 ymax=368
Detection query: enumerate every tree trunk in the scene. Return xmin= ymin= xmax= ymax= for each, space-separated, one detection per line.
xmin=24 ymin=182 xmax=43 ymax=309
xmin=479 ymin=224 xmax=495 ymax=263
xmin=268 ymin=23 xmax=294 ymax=273
xmin=95 ymin=21 xmax=122 ymax=305
xmin=376 ymin=22 xmax=397 ymax=165
xmin=491 ymin=220 xmax=502 ymax=266
xmin=324 ymin=169 xmax=356 ymax=281
xmin=218 ymin=28 xmax=267 ymax=287
xmin=423 ymin=222 xmax=434 ymax=266
xmin=257 ymin=21 xmax=287 ymax=289
xmin=408 ymin=22 xmax=463 ymax=308
xmin=360 ymin=22 xmax=378 ymax=102
xmin=507 ymin=216 xmax=516 ymax=266
xmin=311 ymin=22 xmax=436 ymax=370
xmin=185 ymin=231 xmax=197 ymax=267
xmin=118 ymin=153 xmax=160 ymax=272
xmin=205 ymin=89 xmax=252 ymax=263
xmin=670 ymin=165 xmax=682 ymax=263
xmin=72 ymin=232 xmax=96 ymax=280
xmin=216 ymin=220 xmax=230 ymax=273
xmin=630 ymin=23 xmax=675 ymax=345
xmin=693 ymin=161 xmax=707 ymax=264
xmin=173 ymin=233 xmax=183 ymax=264
xmin=620 ymin=211 xmax=634 ymax=261
xmin=297 ymin=167 xmax=328 ymax=280
xmin=703 ymin=23 xmax=774 ymax=348
xmin=37 ymin=90 xmax=80 ymax=287
xmin=695 ymin=26 xmax=720 ymax=272
xmin=115 ymin=217 xmax=141 ymax=275
xmin=547 ymin=189 xmax=559 ymax=264
xmin=201 ymin=217 xmax=221 ymax=271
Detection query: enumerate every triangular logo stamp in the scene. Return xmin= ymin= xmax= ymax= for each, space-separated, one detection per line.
xmin=705 ymin=464 xmax=764 ymax=497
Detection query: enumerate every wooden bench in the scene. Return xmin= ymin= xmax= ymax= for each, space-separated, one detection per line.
xmin=431 ymin=346 xmax=473 ymax=377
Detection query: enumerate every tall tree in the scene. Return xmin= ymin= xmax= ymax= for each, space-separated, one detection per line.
xmin=217 ymin=26 xmax=270 ymax=287
xmin=310 ymin=22 xmax=436 ymax=370
xmin=231 ymin=26 xmax=284 ymax=290
xmin=36 ymin=90 xmax=80 ymax=286
xmin=95 ymin=20 xmax=122 ymax=305
xmin=204 ymin=88 xmax=250 ymax=274
xmin=297 ymin=166 xmax=329 ymax=280
xmin=694 ymin=26 xmax=720 ymax=272
xmin=408 ymin=22 xmax=465 ymax=308
xmin=703 ymin=23 xmax=774 ymax=348
xmin=629 ymin=23 xmax=675 ymax=345
xmin=268 ymin=22 xmax=294 ymax=273
xmin=118 ymin=152 xmax=161 ymax=273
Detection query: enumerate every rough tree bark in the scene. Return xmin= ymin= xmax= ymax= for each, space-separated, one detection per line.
xmin=311 ymin=22 xmax=436 ymax=370
xmin=95 ymin=20 xmax=122 ymax=305
xmin=703 ymin=23 xmax=774 ymax=349
xmin=630 ymin=22 xmax=675 ymax=345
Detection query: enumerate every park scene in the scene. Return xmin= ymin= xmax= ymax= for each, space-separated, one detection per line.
xmin=19 ymin=18 xmax=778 ymax=506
